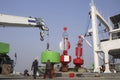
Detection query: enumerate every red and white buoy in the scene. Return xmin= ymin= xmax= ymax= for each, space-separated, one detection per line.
xmin=59 ymin=27 xmax=71 ymax=72
xmin=73 ymin=35 xmax=84 ymax=68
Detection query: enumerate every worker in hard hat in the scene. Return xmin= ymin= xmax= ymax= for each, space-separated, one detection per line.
xmin=31 ymin=58 xmax=38 ymax=79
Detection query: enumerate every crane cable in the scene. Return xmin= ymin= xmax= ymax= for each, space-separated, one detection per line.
xmin=46 ymin=30 xmax=50 ymax=50
xmin=84 ymin=12 xmax=91 ymax=37
xmin=39 ymin=26 xmax=50 ymax=50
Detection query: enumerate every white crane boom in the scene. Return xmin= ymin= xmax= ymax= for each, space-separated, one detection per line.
xmin=0 ymin=13 xmax=49 ymax=41
xmin=0 ymin=14 xmax=44 ymax=27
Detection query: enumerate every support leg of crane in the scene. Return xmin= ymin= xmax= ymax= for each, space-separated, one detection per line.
xmin=93 ymin=52 xmax=100 ymax=73
xmin=94 ymin=67 xmax=100 ymax=73
xmin=104 ymin=50 xmax=111 ymax=73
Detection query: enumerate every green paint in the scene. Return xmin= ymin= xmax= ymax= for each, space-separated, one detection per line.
xmin=41 ymin=50 xmax=60 ymax=64
xmin=0 ymin=42 xmax=9 ymax=54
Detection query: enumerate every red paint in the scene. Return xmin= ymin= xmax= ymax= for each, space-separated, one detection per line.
xmin=73 ymin=35 xmax=84 ymax=67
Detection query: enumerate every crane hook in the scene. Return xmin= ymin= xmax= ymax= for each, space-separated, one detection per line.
xmin=40 ymin=31 xmax=44 ymax=41
xmin=39 ymin=26 xmax=49 ymax=41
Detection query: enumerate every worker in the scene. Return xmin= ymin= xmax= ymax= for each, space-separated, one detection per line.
xmin=31 ymin=58 xmax=38 ymax=79
xmin=24 ymin=69 xmax=29 ymax=76
xmin=44 ymin=59 xmax=52 ymax=79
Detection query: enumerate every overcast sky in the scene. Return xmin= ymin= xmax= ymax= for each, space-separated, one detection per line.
xmin=0 ymin=0 xmax=120 ymax=73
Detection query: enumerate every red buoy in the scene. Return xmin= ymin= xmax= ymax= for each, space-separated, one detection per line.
xmin=73 ymin=35 xmax=84 ymax=67
xmin=60 ymin=27 xmax=71 ymax=72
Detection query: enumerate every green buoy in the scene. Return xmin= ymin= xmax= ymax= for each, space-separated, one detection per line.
xmin=0 ymin=42 xmax=9 ymax=54
xmin=41 ymin=50 xmax=60 ymax=64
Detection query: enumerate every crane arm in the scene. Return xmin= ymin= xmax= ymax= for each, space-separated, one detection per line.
xmin=0 ymin=14 xmax=45 ymax=28
xmin=0 ymin=13 xmax=49 ymax=41
xmin=96 ymin=10 xmax=112 ymax=31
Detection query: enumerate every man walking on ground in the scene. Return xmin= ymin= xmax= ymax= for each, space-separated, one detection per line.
xmin=31 ymin=58 xmax=38 ymax=79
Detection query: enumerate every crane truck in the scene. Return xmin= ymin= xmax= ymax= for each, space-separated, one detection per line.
xmin=0 ymin=13 xmax=49 ymax=74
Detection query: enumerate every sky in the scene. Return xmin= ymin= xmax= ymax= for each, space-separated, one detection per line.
xmin=0 ymin=0 xmax=120 ymax=73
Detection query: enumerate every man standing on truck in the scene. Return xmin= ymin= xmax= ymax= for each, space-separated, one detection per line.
xmin=31 ymin=58 xmax=38 ymax=79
